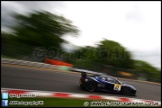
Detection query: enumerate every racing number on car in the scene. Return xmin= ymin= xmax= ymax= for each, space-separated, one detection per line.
xmin=114 ymin=84 xmax=121 ymax=91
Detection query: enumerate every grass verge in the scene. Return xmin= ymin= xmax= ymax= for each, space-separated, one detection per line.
xmin=6 ymin=97 xmax=159 ymax=107
xmin=7 ymin=97 xmax=114 ymax=107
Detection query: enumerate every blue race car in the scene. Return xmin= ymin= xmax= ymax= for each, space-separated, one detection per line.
xmin=80 ymin=72 xmax=136 ymax=96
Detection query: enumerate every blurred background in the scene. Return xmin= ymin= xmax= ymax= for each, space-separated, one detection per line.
xmin=1 ymin=1 xmax=161 ymax=82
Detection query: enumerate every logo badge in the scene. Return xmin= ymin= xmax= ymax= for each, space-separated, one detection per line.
xmin=2 ymin=100 xmax=8 ymax=106
xmin=2 ymin=93 xmax=8 ymax=99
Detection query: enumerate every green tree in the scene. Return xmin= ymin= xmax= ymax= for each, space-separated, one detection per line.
xmin=11 ymin=10 xmax=79 ymax=48
xmin=2 ymin=10 xmax=79 ymax=60
xmin=73 ymin=46 xmax=97 ymax=60
xmin=133 ymin=60 xmax=161 ymax=82
xmin=95 ymin=39 xmax=134 ymax=68
xmin=71 ymin=39 xmax=134 ymax=71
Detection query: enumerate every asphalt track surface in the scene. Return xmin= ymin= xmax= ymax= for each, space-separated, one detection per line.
xmin=1 ymin=64 xmax=161 ymax=101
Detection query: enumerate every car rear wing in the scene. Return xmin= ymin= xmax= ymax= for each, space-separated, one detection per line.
xmin=71 ymin=68 xmax=107 ymax=76
xmin=71 ymin=68 xmax=103 ymax=74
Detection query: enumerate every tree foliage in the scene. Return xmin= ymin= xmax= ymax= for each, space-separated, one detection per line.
xmin=95 ymin=39 xmax=134 ymax=68
xmin=11 ymin=11 xmax=79 ymax=48
xmin=2 ymin=11 xmax=79 ymax=59
xmin=133 ymin=60 xmax=161 ymax=81
xmin=73 ymin=39 xmax=134 ymax=69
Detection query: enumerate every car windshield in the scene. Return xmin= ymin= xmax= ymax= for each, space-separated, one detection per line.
xmin=91 ymin=75 xmax=122 ymax=84
xmin=115 ymin=78 xmax=122 ymax=84
xmin=97 ymin=75 xmax=118 ymax=83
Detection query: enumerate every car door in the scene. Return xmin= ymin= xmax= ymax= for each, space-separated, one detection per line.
xmin=105 ymin=77 xmax=122 ymax=92
xmin=105 ymin=77 xmax=115 ymax=91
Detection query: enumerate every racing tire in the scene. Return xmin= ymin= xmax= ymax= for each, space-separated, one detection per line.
xmin=86 ymin=82 xmax=96 ymax=92
xmin=122 ymin=88 xmax=131 ymax=96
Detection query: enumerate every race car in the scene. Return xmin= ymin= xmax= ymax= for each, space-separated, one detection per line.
xmin=80 ymin=72 xmax=136 ymax=96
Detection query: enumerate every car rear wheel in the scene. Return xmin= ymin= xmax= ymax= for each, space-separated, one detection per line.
xmin=86 ymin=83 xmax=96 ymax=92
xmin=122 ymin=88 xmax=131 ymax=96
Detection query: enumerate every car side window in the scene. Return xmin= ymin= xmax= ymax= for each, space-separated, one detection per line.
xmin=106 ymin=77 xmax=115 ymax=83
